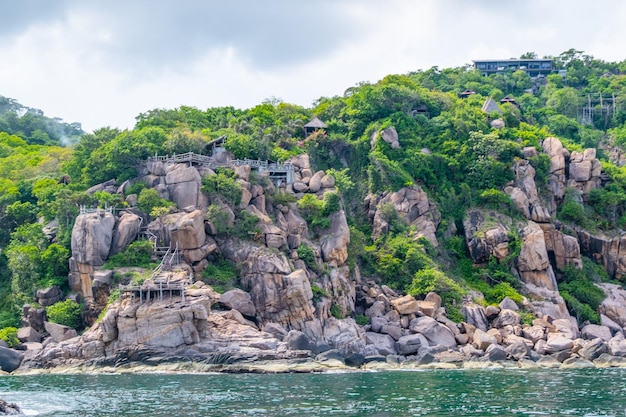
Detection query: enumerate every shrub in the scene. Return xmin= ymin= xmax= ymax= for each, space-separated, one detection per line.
xmin=408 ymin=268 xmax=462 ymax=299
xmin=268 ymin=190 xmax=297 ymax=206
xmin=322 ymin=191 xmax=341 ymax=215
xmin=311 ymin=285 xmax=328 ymax=303
xmin=47 ymin=299 xmax=83 ymax=329
xmin=201 ymin=258 xmax=239 ymax=293
xmin=105 ymin=240 xmax=154 ymax=268
xmin=559 ymin=266 xmax=605 ymax=310
xmin=233 ymin=210 xmax=261 ymax=239
xmin=355 ymin=314 xmax=370 ymax=326
xmin=562 ymin=291 xmax=600 ymax=324
xmin=330 ymin=304 xmax=344 ymax=319
xmin=558 ymin=200 xmax=586 ymax=226
xmin=201 ymin=169 xmax=242 ymax=207
xmin=0 ymin=327 xmax=19 ymax=348
xmin=445 ymin=306 xmax=465 ymax=323
xmin=485 ymin=282 xmax=523 ymax=305
xmin=137 ymin=188 xmax=174 ymax=217
xmin=0 ymin=309 xmax=20 ymax=330
xmin=298 ymin=244 xmax=319 ymax=272
xmin=205 ymin=204 xmax=231 ymax=234
xmin=297 ymin=194 xmax=330 ymax=230
xmin=520 ymin=310 xmax=536 ymax=325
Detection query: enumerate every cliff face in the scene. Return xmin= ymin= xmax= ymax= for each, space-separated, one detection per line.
xmin=15 ymin=137 xmax=626 ymax=372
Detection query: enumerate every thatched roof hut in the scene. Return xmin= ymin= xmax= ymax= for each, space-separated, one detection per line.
xmin=304 ymin=117 xmax=327 ymax=136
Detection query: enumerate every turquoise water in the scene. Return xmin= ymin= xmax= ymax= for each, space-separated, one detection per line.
xmin=1 ymin=369 xmax=625 ymax=416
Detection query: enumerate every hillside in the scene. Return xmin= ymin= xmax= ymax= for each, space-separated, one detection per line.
xmin=3 ymin=49 xmax=626 ymax=371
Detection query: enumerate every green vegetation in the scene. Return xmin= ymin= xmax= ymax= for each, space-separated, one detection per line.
xmin=0 ymin=327 xmax=19 ymax=348
xmin=2 ymin=49 xmax=626 ymax=327
xmin=200 ymin=258 xmax=240 ymax=293
xmin=296 ymin=191 xmax=341 ymax=233
xmin=201 ymin=168 xmax=243 ymax=207
xmin=137 ymin=188 xmax=175 ymax=217
xmin=46 ymin=299 xmax=83 ymax=329
xmin=558 ymin=261 xmax=606 ymax=324
xmin=311 ymin=285 xmax=328 ymax=303
xmin=298 ymin=244 xmax=320 ymax=273
xmin=104 ymin=240 xmax=154 ymax=269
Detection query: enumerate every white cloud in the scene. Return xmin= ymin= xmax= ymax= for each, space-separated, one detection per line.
xmin=0 ymin=0 xmax=625 ymax=132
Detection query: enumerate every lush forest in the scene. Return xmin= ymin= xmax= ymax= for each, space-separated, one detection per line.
xmin=2 ymin=48 xmax=626 ymax=338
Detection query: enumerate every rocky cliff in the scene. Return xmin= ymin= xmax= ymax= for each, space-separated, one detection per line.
xmin=11 ymin=137 xmax=626 ymax=373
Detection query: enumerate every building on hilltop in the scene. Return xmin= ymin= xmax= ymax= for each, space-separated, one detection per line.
xmin=473 ymin=58 xmax=555 ymax=77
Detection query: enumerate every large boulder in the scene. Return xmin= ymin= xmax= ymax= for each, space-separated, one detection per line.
xmin=0 ymin=398 xmax=21 ymax=415
xmin=544 ymin=335 xmax=574 ymax=353
xmin=17 ymin=327 xmax=41 ymax=343
xmin=579 ymin=233 xmax=626 ymax=280
xmin=542 ymin=137 xmax=566 ymax=201
xmin=539 ymin=224 xmax=582 ymax=272
xmin=391 ymin=295 xmax=419 ymax=316
xmin=517 ymin=221 xmax=556 ymax=290
xmin=44 ymin=322 xmax=78 ymax=343
xmin=567 ymin=149 xmax=602 ymax=195
xmin=71 ymin=210 xmax=116 ymax=266
xmin=116 ymin=302 xmax=208 ymax=348
xmin=505 ymin=159 xmax=550 ymax=222
xmin=598 ymin=283 xmax=626 ymax=328
xmin=365 ymin=332 xmax=397 ymax=355
xmin=409 ymin=316 xmax=456 ymax=348
xmin=219 ymin=289 xmax=256 ymax=317
xmin=395 ymin=333 xmax=429 ymax=355
xmin=581 ymin=324 xmax=612 ymax=341
xmin=36 ymin=286 xmax=63 ymax=307
xmin=579 ymin=338 xmax=607 ymax=361
xmin=461 ymin=303 xmax=488 ymax=331
xmin=473 ymin=328 xmax=497 ymax=350
xmin=0 ymin=346 xmax=23 ymax=372
xmin=170 ymin=210 xmax=206 ymax=250
xmin=463 ymin=210 xmax=512 ymax=264
xmin=320 ymin=210 xmax=350 ymax=265
xmin=165 ymin=163 xmax=203 ymax=209
xmin=239 ymin=244 xmax=315 ymax=330
xmin=367 ymin=185 xmax=440 ymax=247
xmin=109 ymin=212 xmax=142 ymax=256
xmin=379 ymin=126 xmax=400 ymax=149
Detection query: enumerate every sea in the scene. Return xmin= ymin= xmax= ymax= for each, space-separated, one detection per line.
xmin=1 ymin=368 xmax=625 ymax=416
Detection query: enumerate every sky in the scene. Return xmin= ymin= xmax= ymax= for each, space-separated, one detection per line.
xmin=1 ymin=0 xmax=625 ymax=133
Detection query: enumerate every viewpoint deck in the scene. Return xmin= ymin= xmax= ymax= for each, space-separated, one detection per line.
xmin=144 ymin=152 xmax=295 ymax=185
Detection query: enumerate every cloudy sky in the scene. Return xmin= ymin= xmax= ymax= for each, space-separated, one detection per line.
xmin=1 ymin=0 xmax=625 ymax=132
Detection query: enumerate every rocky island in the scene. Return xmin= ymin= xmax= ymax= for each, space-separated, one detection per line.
xmin=3 ymin=52 xmax=626 ymax=374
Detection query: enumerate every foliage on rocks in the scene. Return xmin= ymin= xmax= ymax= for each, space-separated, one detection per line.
xmin=47 ymin=299 xmax=83 ymax=329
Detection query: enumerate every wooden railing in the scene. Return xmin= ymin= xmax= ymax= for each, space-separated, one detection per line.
xmin=144 ymin=152 xmax=295 ymax=184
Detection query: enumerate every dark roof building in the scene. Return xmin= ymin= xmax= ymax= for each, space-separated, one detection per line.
xmin=460 ymin=89 xmax=476 ymax=98
xmin=473 ymin=59 xmax=554 ymax=77
xmin=500 ymin=96 xmax=519 ymax=106
xmin=304 ymin=117 xmax=327 ymax=136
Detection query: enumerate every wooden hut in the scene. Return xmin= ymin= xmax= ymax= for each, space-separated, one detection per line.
xmin=303 ymin=117 xmax=327 ymax=136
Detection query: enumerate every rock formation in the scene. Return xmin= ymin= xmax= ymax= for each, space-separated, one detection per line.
xmin=366 ymin=185 xmax=440 ymax=247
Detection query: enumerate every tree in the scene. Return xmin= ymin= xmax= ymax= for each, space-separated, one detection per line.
xmin=137 ymin=188 xmax=174 ymax=218
xmin=520 ymin=52 xmax=538 ymax=59
xmin=163 ymin=128 xmax=207 ymax=154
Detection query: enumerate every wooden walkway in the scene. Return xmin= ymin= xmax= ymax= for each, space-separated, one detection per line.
xmin=118 ymin=243 xmax=192 ymax=304
xmin=144 ymin=152 xmax=295 ymax=185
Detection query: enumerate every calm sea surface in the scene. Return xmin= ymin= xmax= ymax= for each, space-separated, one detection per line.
xmin=1 ymin=368 xmax=625 ymax=416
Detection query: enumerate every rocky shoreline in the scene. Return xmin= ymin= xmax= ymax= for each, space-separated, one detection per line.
xmin=5 ymin=139 xmax=626 ymax=377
